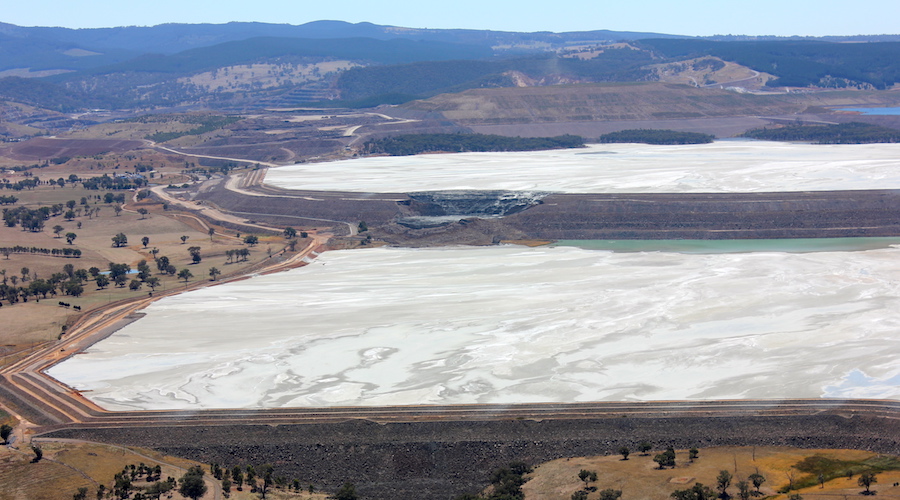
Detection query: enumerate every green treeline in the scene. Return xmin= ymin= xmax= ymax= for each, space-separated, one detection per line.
xmin=740 ymin=122 xmax=900 ymax=143
xmin=598 ymin=129 xmax=715 ymax=145
xmin=363 ymin=133 xmax=585 ymax=156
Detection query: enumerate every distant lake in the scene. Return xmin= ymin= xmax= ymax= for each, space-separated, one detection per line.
xmin=553 ymin=237 xmax=900 ymax=254
xmin=838 ymin=107 xmax=900 ymax=115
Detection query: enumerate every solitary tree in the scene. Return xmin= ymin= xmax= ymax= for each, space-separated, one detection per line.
xmin=639 ymin=441 xmax=653 ymax=455
xmin=30 ymin=444 xmax=42 ymax=462
xmin=180 ymin=235 xmax=189 ymax=244
xmin=619 ymin=446 xmax=630 ymax=460
xmin=243 ymin=235 xmax=259 ymax=246
xmin=66 ymin=232 xmax=77 ymax=245
xmin=113 ymin=204 xmax=123 ymax=216
xmin=689 ymin=448 xmax=699 ymax=462
xmin=137 ymin=208 xmax=149 ymax=219
xmin=53 ymin=225 xmax=64 ymax=238
xmin=141 ymin=236 xmax=150 ymax=248
xmin=858 ymin=472 xmax=877 ymax=495
xmin=209 ymin=267 xmax=221 ymax=281
xmin=283 ymin=226 xmax=297 ymax=238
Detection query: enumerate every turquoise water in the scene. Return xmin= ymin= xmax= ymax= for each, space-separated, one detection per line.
xmin=838 ymin=107 xmax=900 ymax=115
xmin=552 ymin=237 xmax=900 ymax=254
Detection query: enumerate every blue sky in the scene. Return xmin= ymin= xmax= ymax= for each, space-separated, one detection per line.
xmin=4 ymin=0 xmax=899 ymax=36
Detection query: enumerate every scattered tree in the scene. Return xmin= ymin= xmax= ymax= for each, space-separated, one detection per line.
xmin=599 ymin=489 xmax=623 ymax=500
xmin=672 ymin=483 xmax=717 ymax=500
xmin=188 ymin=246 xmax=202 ymax=264
xmin=283 ymin=226 xmax=297 ymax=238
xmin=639 ymin=441 xmax=652 ymax=455
xmin=66 ymin=232 xmax=77 ymax=245
xmin=180 ymin=235 xmax=189 ymax=244
xmin=95 ymin=275 xmax=110 ymax=289
xmin=0 ymin=424 xmax=12 ymax=444
xmin=208 ymin=267 xmax=221 ymax=281
xmin=243 ymin=235 xmax=259 ymax=246
xmin=689 ymin=448 xmax=699 ymax=462
xmin=137 ymin=208 xmax=149 ymax=219
xmin=578 ymin=469 xmax=598 ymax=488
xmin=334 ymin=482 xmax=358 ymax=500
xmin=619 ymin=446 xmax=630 ymax=460
xmin=178 ymin=269 xmax=193 ymax=283
xmin=748 ymin=473 xmax=765 ymax=495
xmin=53 ymin=225 xmax=64 ymax=238
xmin=141 ymin=236 xmax=150 ymax=248
xmin=717 ymin=470 xmax=732 ymax=499
xmin=737 ymin=480 xmax=751 ymax=500
xmin=111 ymin=233 xmax=128 ymax=248
xmin=178 ymin=466 xmax=207 ymax=500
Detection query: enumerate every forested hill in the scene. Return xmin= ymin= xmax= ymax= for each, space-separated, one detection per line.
xmin=59 ymin=37 xmax=494 ymax=78
xmin=636 ymin=39 xmax=900 ymax=89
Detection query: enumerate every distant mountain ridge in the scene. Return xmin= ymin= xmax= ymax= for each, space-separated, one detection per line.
xmin=0 ymin=20 xmax=686 ymax=62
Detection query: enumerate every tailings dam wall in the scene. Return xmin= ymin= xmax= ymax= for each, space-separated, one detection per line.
xmin=43 ymin=411 xmax=900 ymax=500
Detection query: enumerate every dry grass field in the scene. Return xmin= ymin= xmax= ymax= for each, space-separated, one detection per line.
xmin=522 ymin=447 xmax=900 ymax=500
xmin=0 ymin=439 xmax=331 ymax=500
xmin=0 ymin=179 xmax=289 ymax=362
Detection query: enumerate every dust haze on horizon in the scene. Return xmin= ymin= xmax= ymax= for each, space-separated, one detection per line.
xmin=4 ymin=0 xmax=900 ymax=37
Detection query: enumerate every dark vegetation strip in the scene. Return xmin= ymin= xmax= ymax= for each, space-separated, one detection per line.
xmin=598 ymin=129 xmax=715 ymax=145
xmin=362 ymin=133 xmax=585 ymax=156
xmin=740 ymin=122 xmax=900 ymax=143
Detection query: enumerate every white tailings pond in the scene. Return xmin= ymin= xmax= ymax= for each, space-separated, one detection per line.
xmin=265 ymin=141 xmax=900 ymax=193
xmin=49 ymin=244 xmax=900 ymax=410
xmin=48 ymin=141 xmax=900 ymax=410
